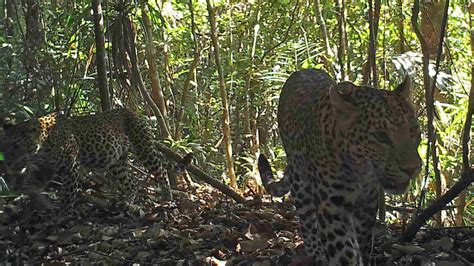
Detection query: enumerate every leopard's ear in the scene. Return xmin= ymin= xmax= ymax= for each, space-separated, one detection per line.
xmin=329 ymin=82 xmax=359 ymax=131
xmin=394 ymin=75 xmax=411 ymax=98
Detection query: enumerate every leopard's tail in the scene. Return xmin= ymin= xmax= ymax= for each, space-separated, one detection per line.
xmin=258 ymin=154 xmax=290 ymax=197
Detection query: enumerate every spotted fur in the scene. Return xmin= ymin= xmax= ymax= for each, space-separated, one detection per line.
xmin=259 ymin=69 xmax=421 ymax=264
xmin=2 ymin=108 xmax=191 ymax=211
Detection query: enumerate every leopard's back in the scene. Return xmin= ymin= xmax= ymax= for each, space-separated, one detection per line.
xmin=277 ymin=69 xmax=335 ymax=154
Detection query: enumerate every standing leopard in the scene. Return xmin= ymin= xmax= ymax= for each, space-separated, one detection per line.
xmin=258 ymin=69 xmax=422 ymax=265
xmin=1 ymin=108 xmax=192 ymax=212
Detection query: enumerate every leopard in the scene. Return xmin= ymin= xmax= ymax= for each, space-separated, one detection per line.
xmin=1 ymin=108 xmax=192 ymax=213
xmin=258 ymin=69 xmax=422 ymax=265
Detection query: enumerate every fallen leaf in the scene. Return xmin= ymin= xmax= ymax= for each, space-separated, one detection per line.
xmin=237 ymin=239 xmax=269 ymax=253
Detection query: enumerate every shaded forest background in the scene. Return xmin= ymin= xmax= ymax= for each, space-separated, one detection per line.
xmin=0 ymin=0 xmax=473 ymax=227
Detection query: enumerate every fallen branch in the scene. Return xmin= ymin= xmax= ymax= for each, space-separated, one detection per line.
xmin=157 ymin=143 xmax=246 ymax=203
xmin=386 ymin=204 xmax=456 ymax=214
xmin=400 ymin=168 xmax=474 ymax=242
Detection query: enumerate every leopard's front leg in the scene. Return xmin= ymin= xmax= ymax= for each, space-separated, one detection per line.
xmin=51 ymin=135 xmax=81 ymax=216
xmin=287 ymin=165 xmax=328 ymax=264
xmin=316 ymin=200 xmax=364 ymax=265
xmin=57 ymin=161 xmax=81 ymax=216
xmin=353 ymin=185 xmax=379 ymax=264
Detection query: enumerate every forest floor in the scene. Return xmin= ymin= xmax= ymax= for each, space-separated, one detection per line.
xmin=0 ymin=177 xmax=473 ymax=265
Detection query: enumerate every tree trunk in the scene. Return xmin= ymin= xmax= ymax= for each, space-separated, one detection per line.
xmin=396 ymin=0 xmax=406 ymax=53
xmin=113 ymin=5 xmax=171 ymax=138
xmin=455 ymin=191 xmax=466 ymax=225
xmin=421 ymin=0 xmax=445 ymax=58
xmin=5 ymin=0 xmax=16 ymax=37
xmin=411 ymin=0 xmax=446 ymax=227
xmin=24 ymin=0 xmax=43 ymax=51
xmin=314 ymin=0 xmax=335 ymax=77
xmin=130 ymin=50 xmax=171 ymax=139
xmin=363 ymin=0 xmax=380 ymax=86
xmin=457 ymin=5 xmax=474 ymax=226
xmin=420 ymin=0 xmax=447 ymax=220
xmin=465 ymin=3 xmax=474 ymax=174
xmin=23 ymin=0 xmax=43 ymax=96
xmin=365 ymin=0 xmax=384 ymax=220
xmin=161 ymin=0 xmax=174 ymax=108
xmin=206 ymin=0 xmax=237 ymax=189
xmin=335 ymin=0 xmax=348 ymax=79
xmin=245 ymin=3 xmax=260 ymax=156
xmin=4 ymin=0 xmax=16 ymax=78
xmin=92 ymin=0 xmax=111 ymax=111
xmin=343 ymin=0 xmax=351 ymax=80
xmin=140 ymin=2 xmax=169 ymax=127
xmin=175 ymin=0 xmax=200 ymax=140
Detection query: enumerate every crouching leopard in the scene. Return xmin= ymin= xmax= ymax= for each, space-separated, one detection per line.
xmin=258 ymin=69 xmax=421 ymax=265
xmin=1 ymin=108 xmax=192 ymax=212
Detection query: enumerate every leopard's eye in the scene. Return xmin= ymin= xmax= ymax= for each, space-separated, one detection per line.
xmin=372 ymin=132 xmax=392 ymax=146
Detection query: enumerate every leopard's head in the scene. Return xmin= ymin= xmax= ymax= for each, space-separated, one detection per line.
xmin=330 ymin=77 xmax=422 ymax=194
xmin=1 ymin=119 xmax=41 ymax=172
xmin=0 ymin=115 xmax=56 ymax=191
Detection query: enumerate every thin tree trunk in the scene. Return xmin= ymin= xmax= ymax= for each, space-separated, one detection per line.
xmin=92 ymin=0 xmax=111 ymax=111
xmin=119 ymin=9 xmax=171 ymax=138
xmin=335 ymin=0 xmax=347 ymax=79
xmin=420 ymin=0 xmax=449 ymax=226
xmin=365 ymin=0 xmax=384 ymax=221
xmin=421 ymin=3 xmax=447 ymax=217
xmin=413 ymin=0 xmax=437 ymax=224
xmin=427 ymin=0 xmax=449 ymax=227
xmin=24 ymin=0 xmax=43 ymax=52
xmin=343 ymin=0 xmax=350 ymax=80
xmin=130 ymin=49 xmax=171 ymax=138
xmin=4 ymin=0 xmax=16 ymax=77
xmin=5 ymin=0 xmax=15 ymax=37
xmin=206 ymin=0 xmax=237 ymax=189
xmin=229 ymin=4 xmax=241 ymax=155
xmin=455 ymin=191 xmax=466 ymax=225
xmin=315 ymin=0 xmax=330 ymax=56
xmin=245 ymin=3 xmax=261 ymax=156
xmin=314 ymin=0 xmax=335 ymax=77
xmin=175 ymin=0 xmax=200 ymax=140
xmin=163 ymin=41 xmax=173 ymax=96
xmin=140 ymin=2 xmax=169 ymax=127
xmin=457 ymin=6 xmax=474 ymax=226
xmin=421 ymin=0 xmax=445 ymax=57
xmin=23 ymin=0 xmax=43 ymax=96
xmin=161 ymin=1 xmax=174 ymax=105
xmin=364 ymin=0 xmax=380 ymax=86
xmin=464 ymin=5 xmax=474 ymax=172
xmin=411 ymin=0 xmax=446 ymax=227
xmin=396 ymin=0 xmax=406 ymax=53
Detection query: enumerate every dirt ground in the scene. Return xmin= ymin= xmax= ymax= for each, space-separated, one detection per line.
xmin=0 ymin=180 xmax=472 ymax=265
